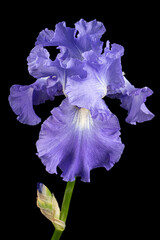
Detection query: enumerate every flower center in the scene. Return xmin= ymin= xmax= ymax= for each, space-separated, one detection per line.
xmin=73 ymin=108 xmax=93 ymax=130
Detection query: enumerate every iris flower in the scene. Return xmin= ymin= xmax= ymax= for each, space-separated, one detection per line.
xmin=8 ymin=19 xmax=154 ymax=182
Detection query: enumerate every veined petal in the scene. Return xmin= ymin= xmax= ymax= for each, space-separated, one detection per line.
xmin=8 ymin=77 xmax=63 ymax=125
xmin=8 ymin=84 xmax=41 ymax=125
xmin=36 ymin=98 xmax=124 ymax=182
xmin=104 ymin=43 xmax=124 ymax=91
xmin=36 ymin=22 xmax=82 ymax=59
xmin=27 ymin=44 xmax=86 ymax=91
xmin=65 ymin=57 xmax=87 ymax=79
xmin=108 ymin=77 xmax=155 ymax=124
xmin=32 ymin=77 xmax=63 ymax=105
xmin=27 ymin=45 xmax=53 ymax=78
xmin=65 ymin=44 xmax=124 ymax=109
xmin=75 ymin=19 xmax=106 ymax=39
xmin=120 ymin=85 xmax=154 ymax=124
xmin=65 ymin=74 xmax=104 ymax=109
xmin=74 ymin=19 xmax=106 ymax=54
xmin=27 ymin=45 xmax=66 ymax=81
xmin=35 ymin=19 xmax=106 ymax=60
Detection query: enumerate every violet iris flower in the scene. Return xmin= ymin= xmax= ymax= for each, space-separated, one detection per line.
xmin=8 ymin=19 xmax=154 ymax=182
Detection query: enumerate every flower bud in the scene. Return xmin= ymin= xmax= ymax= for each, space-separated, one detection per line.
xmin=37 ymin=183 xmax=65 ymax=231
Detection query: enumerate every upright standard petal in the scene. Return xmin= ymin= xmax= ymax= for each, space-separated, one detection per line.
xmin=36 ymin=98 xmax=124 ymax=182
xmin=35 ymin=22 xmax=82 ymax=59
xmin=74 ymin=19 xmax=106 ymax=54
xmin=27 ymin=45 xmax=65 ymax=80
xmin=9 ymin=43 xmax=88 ymax=125
xmin=27 ymin=45 xmax=53 ymax=78
xmin=75 ymin=19 xmax=106 ymax=39
xmin=27 ymin=44 xmax=87 ymax=91
xmin=65 ymin=43 xmax=124 ymax=110
xmin=35 ymin=19 xmax=106 ymax=60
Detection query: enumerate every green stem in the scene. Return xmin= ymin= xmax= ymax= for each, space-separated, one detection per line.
xmin=51 ymin=229 xmax=62 ymax=240
xmin=51 ymin=180 xmax=76 ymax=240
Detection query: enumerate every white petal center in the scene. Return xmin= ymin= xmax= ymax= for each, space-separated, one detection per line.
xmin=73 ymin=108 xmax=93 ymax=130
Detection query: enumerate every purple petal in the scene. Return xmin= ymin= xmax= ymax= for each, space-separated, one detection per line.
xmin=35 ymin=28 xmax=55 ymax=46
xmin=8 ymin=78 xmax=63 ymax=125
xmin=27 ymin=44 xmax=86 ymax=92
xmin=36 ymin=98 xmax=124 ymax=182
xmin=75 ymin=19 xmax=106 ymax=38
xmin=8 ymin=84 xmax=41 ymax=125
xmin=27 ymin=45 xmax=52 ymax=78
xmin=32 ymin=77 xmax=63 ymax=105
xmin=36 ymin=22 xmax=82 ymax=59
xmin=104 ymin=43 xmax=124 ymax=92
xmin=108 ymin=77 xmax=154 ymax=124
xmin=35 ymin=19 xmax=106 ymax=60
xmin=120 ymin=85 xmax=154 ymax=124
xmin=65 ymin=57 xmax=87 ymax=79
xmin=74 ymin=19 xmax=106 ymax=54
xmin=65 ymin=44 xmax=124 ymax=109
xmin=37 ymin=182 xmax=43 ymax=193
xmin=65 ymin=74 xmax=104 ymax=109
xmin=27 ymin=45 xmax=65 ymax=80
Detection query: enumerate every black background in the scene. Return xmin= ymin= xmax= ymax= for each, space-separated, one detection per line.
xmin=4 ymin=1 xmax=159 ymax=239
